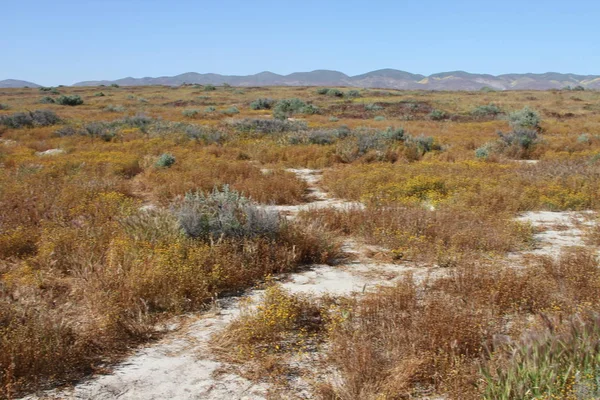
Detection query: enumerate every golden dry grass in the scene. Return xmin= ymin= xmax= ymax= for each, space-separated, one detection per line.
xmin=1 ymin=84 xmax=600 ymax=398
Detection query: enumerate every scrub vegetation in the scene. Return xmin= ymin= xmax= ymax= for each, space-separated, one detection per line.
xmin=1 ymin=84 xmax=600 ymax=398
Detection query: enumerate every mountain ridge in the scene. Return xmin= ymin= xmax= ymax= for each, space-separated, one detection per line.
xmin=2 ymin=70 xmax=600 ymax=90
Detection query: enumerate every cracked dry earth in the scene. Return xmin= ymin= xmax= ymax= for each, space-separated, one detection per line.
xmin=25 ymin=169 xmax=597 ymax=400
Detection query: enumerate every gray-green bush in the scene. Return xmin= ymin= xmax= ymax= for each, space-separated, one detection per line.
xmin=175 ymin=186 xmax=280 ymax=240
xmin=56 ymin=95 xmax=84 ymax=106
xmin=508 ymin=106 xmax=541 ymax=130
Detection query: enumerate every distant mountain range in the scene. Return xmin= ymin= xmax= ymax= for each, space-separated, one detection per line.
xmin=2 ymin=70 xmax=600 ymax=90
xmin=0 ymin=79 xmax=41 ymax=88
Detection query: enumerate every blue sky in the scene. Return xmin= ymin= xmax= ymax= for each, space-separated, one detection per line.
xmin=2 ymin=0 xmax=599 ymax=85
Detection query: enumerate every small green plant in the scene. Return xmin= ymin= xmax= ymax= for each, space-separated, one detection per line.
xmin=0 ymin=104 xmax=9 ymax=110
xmin=155 ymin=153 xmax=176 ymax=168
xmin=316 ymin=88 xmax=329 ymax=95
xmin=472 ymin=103 xmax=502 ymax=118
xmin=111 ymin=83 xmax=120 ymax=88
xmin=94 ymin=92 xmax=105 ymax=97
xmin=326 ymin=88 xmax=344 ymax=97
xmin=182 ymin=109 xmax=200 ymax=118
xmin=374 ymin=116 xmax=386 ymax=121
xmin=365 ymin=103 xmax=383 ymax=111
xmin=204 ymin=106 xmax=216 ymax=113
xmin=203 ymin=84 xmax=216 ymax=91
xmin=56 ymin=95 xmax=83 ymax=106
xmin=39 ymin=96 xmax=56 ymax=104
xmin=222 ymin=106 xmax=240 ymax=115
xmin=250 ymin=98 xmax=275 ymax=110
xmin=273 ymin=98 xmax=315 ymax=119
xmin=329 ymin=116 xmax=339 ymax=122
xmin=345 ymin=89 xmax=361 ymax=98
xmin=429 ymin=109 xmax=447 ymax=121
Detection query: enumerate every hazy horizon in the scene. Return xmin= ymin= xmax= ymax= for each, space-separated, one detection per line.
xmin=2 ymin=0 xmax=600 ymax=86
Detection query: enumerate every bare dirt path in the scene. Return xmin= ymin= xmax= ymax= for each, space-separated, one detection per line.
xmin=26 ymin=169 xmax=420 ymax=400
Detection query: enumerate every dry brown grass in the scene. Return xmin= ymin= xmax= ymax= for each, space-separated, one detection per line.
xmin=319 ymin=249 xmax=600 ymax=399
xmin=1 ymin=84 xmax=600 ymax=397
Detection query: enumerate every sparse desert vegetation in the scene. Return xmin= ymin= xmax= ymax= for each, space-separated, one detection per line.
xmin=1 ymin=84 xmax=600 ymax=399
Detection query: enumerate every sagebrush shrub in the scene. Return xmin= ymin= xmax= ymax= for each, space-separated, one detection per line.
xmin=39 ymin=96 xmax=55 ymax=104
xmin=0 ymin=110 xmax=60 ymax=128
xmin=429 ymin=109 xmax=447 ymax=121
xmin=56 ymin=95 xmax=83 ymax=106
xmin=250 ymin=98 xmax=275 ymax=110
xmin=273 ymin=98 xmax=317 ymax=119
xmin=472 ymin=103 xmax=501 ymax=118
xmin=174 ymin=186 xmax=280 ymax=240
xmin=508 ymin=106 xmax=541 ymax=130
xmin=182 ymin=109 xmax=200 ymax=118
xmin=155 ymin=153 xmax=176 ymax=168
xmin=230 ymin=118 xmax=307 ymax=133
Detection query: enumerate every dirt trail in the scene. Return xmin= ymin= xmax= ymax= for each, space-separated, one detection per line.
xmin=26 ymin=169 xmax=418 ymax=400
xmin=515 ymin=210 xmax=596 ymax=258
xmin=25 ymin=171 xmax=597 ymax=400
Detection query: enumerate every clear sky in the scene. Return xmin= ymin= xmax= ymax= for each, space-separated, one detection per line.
xmin=2 ymin=0 xmax=599 ymax=86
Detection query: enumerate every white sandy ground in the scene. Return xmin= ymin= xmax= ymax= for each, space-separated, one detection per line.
xmin=515 ymin=210 xmax=596 ymax=257
xmin=23 ymin=170 xmax=597 ymax=400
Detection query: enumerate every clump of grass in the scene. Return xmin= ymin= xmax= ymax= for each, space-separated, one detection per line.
xmin=481 ymin=315 xmax=600 ymax=399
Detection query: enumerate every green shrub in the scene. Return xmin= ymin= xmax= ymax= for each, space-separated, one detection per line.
xmin=56 ymin=95 xmax=83 ymax=106
xmin=94 ymin=92 xmax=105 ymax=97
xmin=345 ymin=90 xmax=361 ymax=98
xmin=365 ymin=103 xmax=383 ymax=111
xmin=39 ymin=96 xmax=56 ymax=104
xmin=230 ymin=118 xmax=307 ymax=133
xmin=429 ymin=109 xmax=447 ymax=121
xmin=508 ymin=106 xmax=541 ymax=130
xmin=250 ymin=98 xmax=275 ymax=110
xmin=204 ymin=106 xmax=216 ymax=113
xmin=155 ymin=153 xmax=176 ymax=168
xmin=273 ymin=98 xmax=314 ymax=120
xmin=182 ymin=109 xmax=200 ymax=118
xmin=326 ymin=88 xmax=344 ymax=97
xmin=316 ymin=88 xmax=329 ymax=95
xmin=0 ymin=104 xmax=9 ymax=110
xmin=472 ymin=103 xmax=502 ymax=118
xmin=222 ymin=106 xmax=240 ymax=115
xmin=374 ymin=116 xmax=386 ymax=121
xmin=329 ymin=116 xmax=339 ymax=122
xmin=203 ymin=84 xmax=216 ymax=91
xmin=111 ymin=83 xmax=120 ymax=88
xmin=0 ymin=110 xmax=60 ymax=128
